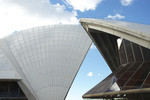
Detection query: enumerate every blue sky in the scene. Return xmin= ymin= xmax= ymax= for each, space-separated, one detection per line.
xmin=59 ymin=0 xmax=150 ymax=100
xmin=66 ymin=45 xmax=111 ymax=100
xmin=0 ymin=0 xmax=150 ymax=100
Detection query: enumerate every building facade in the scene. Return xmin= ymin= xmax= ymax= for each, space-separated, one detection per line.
xmin=80 ymin=18 xmax=150 ymax=100
xmin=0 ymin=25 xmax=92 ymax=100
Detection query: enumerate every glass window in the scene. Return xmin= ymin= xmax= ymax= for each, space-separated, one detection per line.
xmin=0 ymin=82 xmax=9 ymax=97
xmin=125 ymin=44 xmax=134 ymax=62
xmin=141 ymin=47 xmax=150 ymax=61
xmin=142 ymin=73 xmax=150 ymax=88
xmin=0 ymin=82 xmax=27 ymax=99
xmin=122 ymin=62 xmax=150 ymax=90
xmin=119 ymin=47 xmax=127 ymax=65
xmin=124 ymin=40 xmax=130 ymax=46
xmin=9 ymin=82 xmax=19 ymax=97
xmin=116 ymin=63 xmax=141 ymax=88
xmin=132 ymin=43 xmax=143 ymax=61
xmin=115 ymin=63 xmax=132 ymax=78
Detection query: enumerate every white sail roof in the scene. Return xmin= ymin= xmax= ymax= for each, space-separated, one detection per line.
xmin=80 ymin=18 xmax=150 ymax=49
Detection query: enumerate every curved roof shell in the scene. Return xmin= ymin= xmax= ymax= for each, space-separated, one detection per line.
xmin=80 ymin=18 xmax=150 ymax=99
xmin=0 ymin=25 xmax=92 ymax=100
xmin=80 ymin=18 xmax=150 ymax=49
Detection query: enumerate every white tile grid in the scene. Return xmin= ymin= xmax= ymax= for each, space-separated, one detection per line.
xmin=3 ymin=25 xmax=91 ymax=100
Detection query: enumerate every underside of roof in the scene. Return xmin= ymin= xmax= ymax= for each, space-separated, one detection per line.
xmin=80 ymin=18 xmax=150 ymax=72
xmin=88 ymin=29 xmax=120 ymax=71
xmin=82 ymin=39 xmax=150 ymax=99
xmin=80 ymin=18 xmax=150 ymax=49
xmin=80 ymin=18 xmax=150 ymax=99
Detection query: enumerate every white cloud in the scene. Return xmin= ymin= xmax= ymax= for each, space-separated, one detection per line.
xmin=98 ymin=73 xmax=101 ymax=77
xmin=90 ymin=43 xmax=96 ymax=50
xmin=121 ymin=0 xmax=133 ymax=6
xmin=65 ymin=0 xmax=102 ymax=12
xmin=0 ymin=0 xmax=78 ymax=38
xmin=105 ymin=14 xmax=125 ymax=20
xmin=87 ymin=72 xmax=93 ymax=77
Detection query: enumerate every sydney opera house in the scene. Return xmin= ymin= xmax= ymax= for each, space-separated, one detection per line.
xmin=0 ymin=18 xmax=150 ymax=100
xmin=0 ymin=25 xmax=92 ymax=100
xmin=80 ymin=18 xmax=150 ymax=100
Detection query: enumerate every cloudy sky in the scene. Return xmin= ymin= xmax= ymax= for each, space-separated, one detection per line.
xmin=0 ymin=0 xmax=150 ymax=38
xmin=0 ymin=0 xmax=150 ymax=100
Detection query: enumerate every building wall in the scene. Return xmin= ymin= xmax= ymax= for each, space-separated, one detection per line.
xmin=0 ymin=25 xmax=92 ymax=100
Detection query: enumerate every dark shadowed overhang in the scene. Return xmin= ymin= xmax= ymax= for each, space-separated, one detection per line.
xmin=80 ymin=18 xmax=150 ymax=49
xmin=80 ymin=18 xmax=150 ymax=71
xmin=80 ymin=18 xmax=150 ymax=99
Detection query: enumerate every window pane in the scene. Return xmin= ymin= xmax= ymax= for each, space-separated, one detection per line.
xmin=132 ymin=43 xmax=143 ymax=61
xmin=0 ymin=82 xmax=9 ymax=97
xmin=9 ymin=82 xmax=19 ymax=97
xmin=122 ymin=62 xmax=150 ymax=90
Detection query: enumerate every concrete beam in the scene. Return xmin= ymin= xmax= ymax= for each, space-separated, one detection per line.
xmin=80 ymin=18 xmax=150 ymax=49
